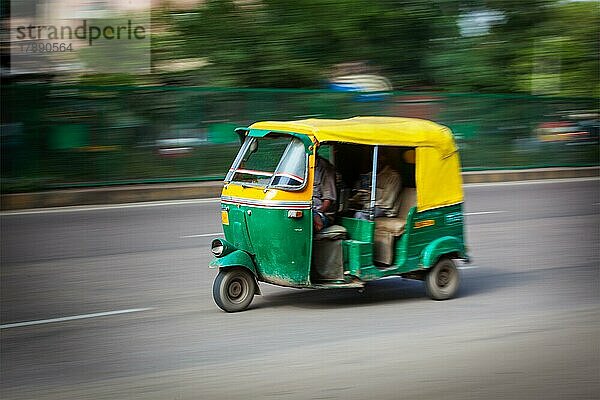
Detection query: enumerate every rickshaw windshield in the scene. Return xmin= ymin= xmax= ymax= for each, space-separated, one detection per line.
xmin=225 ymin=136 xmax=307 ymax=189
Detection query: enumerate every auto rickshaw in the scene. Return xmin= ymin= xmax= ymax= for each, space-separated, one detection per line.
xmin=209 ymin=117 xmax=469 ymax=312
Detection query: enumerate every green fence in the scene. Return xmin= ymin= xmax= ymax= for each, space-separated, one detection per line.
xmin=1 ymin=85 xmax=598 ymax=193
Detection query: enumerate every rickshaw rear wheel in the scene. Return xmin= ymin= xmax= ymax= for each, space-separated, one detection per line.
xmin=213 ymin=267 xmax=256 ymax=312
xmin=425 ymin=257 xmax=460 ymax=300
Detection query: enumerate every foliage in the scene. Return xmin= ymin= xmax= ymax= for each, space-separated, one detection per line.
xmin=149 ymin=0 xmax=598 ymax=96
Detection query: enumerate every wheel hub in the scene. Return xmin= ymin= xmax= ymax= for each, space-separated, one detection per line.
xmin=228 ymin=280 xmax=243 ymax=299
xmin=437 ymin=268 xmax=451 ymax=287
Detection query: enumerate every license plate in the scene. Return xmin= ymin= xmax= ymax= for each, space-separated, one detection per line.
xmin=221 ymin=210 xmax=229 ymax=225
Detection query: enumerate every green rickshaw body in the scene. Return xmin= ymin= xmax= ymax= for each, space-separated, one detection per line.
xmin=209 ymin=129 xmax=316 ymax=287
xmin=217 ymin=202 xmax=313 ymax=287
xmin=209 ymin=117 xmax=469 ymax=311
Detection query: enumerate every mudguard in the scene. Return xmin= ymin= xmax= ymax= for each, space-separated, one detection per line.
xmin=209 ymin=250 xmax=258 ymax=276
xmin=420 ymin=236 xmax=465 ymax=268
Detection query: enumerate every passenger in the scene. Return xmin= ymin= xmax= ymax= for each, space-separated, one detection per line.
xmin=312 ymin=155 xmax=337 ymax=232
xmin=351 ymin=152 xmax=402 ymax=219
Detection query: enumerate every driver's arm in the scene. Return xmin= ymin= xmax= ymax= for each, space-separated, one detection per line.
xmin=318 ymin=199 xmax=332 ymax=212
xmin=318 ymin=166 xmax=337 ymax=212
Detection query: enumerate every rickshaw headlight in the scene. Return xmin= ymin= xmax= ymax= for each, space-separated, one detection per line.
xmin=211 ymin=238 xmax=238 ymax=258
xmin=211 ymin=239 xmax=225 ymax=257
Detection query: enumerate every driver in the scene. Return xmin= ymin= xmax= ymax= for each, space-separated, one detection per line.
xmin=312 ymin=155 xmax=337 ymax=232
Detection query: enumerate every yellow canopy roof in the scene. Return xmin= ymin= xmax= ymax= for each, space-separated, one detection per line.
xmin=249 ymin=116 xmax=457 ymax=158
xmin=249 ymin=116 xmax=463 ymax=211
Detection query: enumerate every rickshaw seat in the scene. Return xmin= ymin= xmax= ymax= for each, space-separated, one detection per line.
xmin=314 ymin=224 xmax=348 ymax=241
xmin=374 ymin=188 xmax=416 ymax=264
xmin=375 ymin=188 xmax=416 ymax=235
xmin=374 ymin=217 xmax=407 ymax=236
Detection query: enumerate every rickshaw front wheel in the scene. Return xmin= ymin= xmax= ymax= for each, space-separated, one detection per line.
xmin=425 ymin=257 xmax=460 ymax=300
xmin=213 ymin=267 xmax=256 ymax=312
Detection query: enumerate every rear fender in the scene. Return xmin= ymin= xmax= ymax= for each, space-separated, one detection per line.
xmin=420 ymin=236 xmax=464 ymax=268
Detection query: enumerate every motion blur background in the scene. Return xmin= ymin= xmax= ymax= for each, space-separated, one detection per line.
xmin=1 ymin=0 xmax=598 ymax=193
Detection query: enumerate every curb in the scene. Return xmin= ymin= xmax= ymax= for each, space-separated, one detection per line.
xmin=461 ymin=166 xmax=599 ymax=184
xmin=1 ymin=167 xmax=598 ymax=211
xmin=0 ymin=181 xmax=223 ymax=211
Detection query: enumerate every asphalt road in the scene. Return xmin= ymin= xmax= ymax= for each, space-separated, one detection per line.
xmin=1 ymin=178 xmax=599 ymax=400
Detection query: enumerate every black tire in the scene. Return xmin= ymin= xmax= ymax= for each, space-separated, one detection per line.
xmin=213 ymin=268 xmax=256 ymax=312
xmin=425 ymin=257 xmax=460 ymax=300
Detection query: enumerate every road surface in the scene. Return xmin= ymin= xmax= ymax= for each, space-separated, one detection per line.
xmin=1 ymin=178 xmax=599 ymax=400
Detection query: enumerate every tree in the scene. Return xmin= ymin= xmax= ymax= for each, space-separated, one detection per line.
xmin=152 ymin=0 xmax=598 ymax=95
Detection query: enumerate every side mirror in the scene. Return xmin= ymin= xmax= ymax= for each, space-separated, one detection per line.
xmin=242 ymin=140 xmax=258 ymax=162
xmin=249 ymin=140 xmax=258 ymax=154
